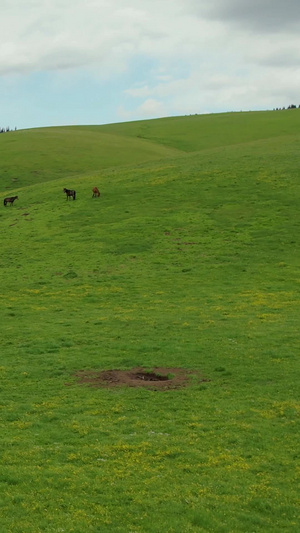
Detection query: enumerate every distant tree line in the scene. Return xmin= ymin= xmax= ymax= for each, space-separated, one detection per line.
xmin=274 ymin=104 xmax=300 ymax=110
xmin=0 ymin=126 xmax=17 ymax=133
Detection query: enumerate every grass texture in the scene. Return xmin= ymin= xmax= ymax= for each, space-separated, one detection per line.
xmin=0 ymin=110 xmax=299 ymax=532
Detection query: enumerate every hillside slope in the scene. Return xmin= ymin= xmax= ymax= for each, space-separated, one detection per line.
xmin=1 ymin=109 xmax=300 ymax=191
xmin=99 ymin=109 xmax=300 ymax=151
xmin=0 ymin=126 xmax=182 ymax=190
xmin=0 ymin=112 xmax=299 ymax=532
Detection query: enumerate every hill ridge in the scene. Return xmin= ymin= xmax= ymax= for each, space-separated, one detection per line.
xmin=1 ymin=109 xmax=300 ymax=190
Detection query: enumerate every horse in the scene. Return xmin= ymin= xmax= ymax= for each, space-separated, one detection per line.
xmin=4 ymin=195 xmax=18 ymax=206
xmin=63 ymin=188 xmax=76 ymax=200
xmin=92 ymin=187 xmax=100 ymax=197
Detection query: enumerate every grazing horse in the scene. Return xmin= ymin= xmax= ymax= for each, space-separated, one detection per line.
xmin=63 ymin=188 xmax=76 ymax=200
xmin=92 ymin=187 xmax=100 ymax=197
xmin=4 ymin=195 xmax=18 ymax=206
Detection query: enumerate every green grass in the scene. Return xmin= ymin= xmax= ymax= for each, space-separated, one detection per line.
xmin=0 ymin=126 xmax=181 ymax=189
xmin=99 ymin=109 xmax=300 ymax=151
xmin=0 ymin=110 xmax=299 ymax=532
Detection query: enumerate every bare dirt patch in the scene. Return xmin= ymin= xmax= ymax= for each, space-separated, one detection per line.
xmin=72 ymin=367 xmax=206 ymax=390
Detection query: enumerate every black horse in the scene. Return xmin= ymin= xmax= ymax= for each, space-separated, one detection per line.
xmin=4 ymin=195 xmax=18 ymax=206
xmin=63 ymin=188 xmax=76 ymax=200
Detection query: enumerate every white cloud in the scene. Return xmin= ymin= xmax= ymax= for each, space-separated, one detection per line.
xmin=118 ymin=98 xmax=166 ymax=121
xmin=136 ymin=98 xmax=166 ymax=117
xmin=1 ymin=0 xmax=300 ymax=127
xmin=0 ymin=1 xmax=231 ymax=76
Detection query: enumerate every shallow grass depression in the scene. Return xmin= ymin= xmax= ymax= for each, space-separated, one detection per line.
xmin=0 ymin=111 xmax=299 ymax=532
xmin=72 ymin=367 xmax=207 ymax=390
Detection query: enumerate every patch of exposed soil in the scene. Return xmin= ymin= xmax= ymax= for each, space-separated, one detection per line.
xmin=72 ymin=367 xmax=207 ymax=390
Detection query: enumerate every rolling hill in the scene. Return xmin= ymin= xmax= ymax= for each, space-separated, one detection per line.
xmin=1 ymin=108 xmax=300 ymax=189
xmin=0 ymin=110 xmax=299 ymax=532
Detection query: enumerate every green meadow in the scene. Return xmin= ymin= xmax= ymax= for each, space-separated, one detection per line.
xmin=0 ymin=110 xmax=299 ymax=532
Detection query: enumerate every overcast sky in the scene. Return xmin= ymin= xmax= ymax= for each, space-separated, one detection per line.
xmin=1 ymin=0 xmax=299 ymax=129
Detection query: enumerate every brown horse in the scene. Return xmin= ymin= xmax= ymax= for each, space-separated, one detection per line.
xmin=4 ymin=195 xmax=18 ymax=206
xmin=92 ymin=187 xmax=100 ymax=197
xmin=63 ymin=188 xmax=76 ymax=200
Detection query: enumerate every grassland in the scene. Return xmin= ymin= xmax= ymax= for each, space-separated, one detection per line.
xmin=0 ymin=111 xmax=299 ymax=532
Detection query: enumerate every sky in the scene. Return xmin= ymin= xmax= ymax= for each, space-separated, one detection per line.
xmin=1 ymin=0 xmax=300 ymax=130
